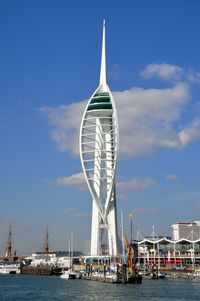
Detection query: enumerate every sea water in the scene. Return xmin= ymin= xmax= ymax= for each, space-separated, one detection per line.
xmin=0 ymin=275 xmax=200 ymax=301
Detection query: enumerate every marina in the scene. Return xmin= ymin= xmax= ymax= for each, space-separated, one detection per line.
xmin=1 ymin=2 xmax=200 ymax=300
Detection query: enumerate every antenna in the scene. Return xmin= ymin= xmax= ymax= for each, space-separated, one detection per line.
xmin=99 ymin=19 xmax=107 ymax=88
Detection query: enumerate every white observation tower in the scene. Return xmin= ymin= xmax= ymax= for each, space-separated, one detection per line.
xmin=80 ymin=20 xmax=119 ymax=257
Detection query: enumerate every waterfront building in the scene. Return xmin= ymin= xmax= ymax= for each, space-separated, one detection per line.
xmin=29 ymin=251 xmax=83 ymax=268
xmin=136 ymin=237 xmax=200 ymax=267
xmin=30 ymin=252 xmax=58 ymax=267
xmin=80 ymin=21 xmax=119 ymax=257
xmin=172 ymin=221 xmax=200 ymax=240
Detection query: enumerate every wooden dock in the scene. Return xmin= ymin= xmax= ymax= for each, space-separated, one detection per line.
xmin=21 ymin=266 xmax=61 ymax=275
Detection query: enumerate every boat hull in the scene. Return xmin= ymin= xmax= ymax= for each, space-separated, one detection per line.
xmin=60 ymin=270 xmax=79 ymax=280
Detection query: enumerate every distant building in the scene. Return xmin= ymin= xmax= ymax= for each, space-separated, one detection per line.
xmin=172 ymin=221 xmax=200 ymax=240
xmin=29 ymin=250 xmax=83 ymax=268
xmin=30 ymin=252 xmax=57 ymax=267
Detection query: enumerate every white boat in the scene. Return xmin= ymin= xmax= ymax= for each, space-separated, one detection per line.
xmin=60 ymin=269 xmax=79 ymax=279
xmin=60 ymin=232 xmax=79 ymax=280
xmin=193 ymin=270 xmax=200 ymax=278
xmin=0 ymin=262 xmax=21 ymax=274
xmin=105 ymin=273 xmax=118 ymax=281
xmin=90 ymin=271 xmax=118 ymax=282
xmin=151 ymin=271 xmax=166 ymax=279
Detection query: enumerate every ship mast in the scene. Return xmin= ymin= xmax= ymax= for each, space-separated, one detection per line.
xmin=6 ymin=224 xmax=13 ymax=262
xmin=44 ymin=226 xmax=49 ymax=255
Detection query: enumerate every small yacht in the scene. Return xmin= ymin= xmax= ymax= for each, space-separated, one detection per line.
xmin=60 ymin=269 xmax=79 ymax=279
xmin=60 ymin=232 xmax=79 ymax=280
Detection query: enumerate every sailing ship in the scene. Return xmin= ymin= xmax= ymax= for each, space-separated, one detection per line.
xmin=122 ymin=212 xmax=142 ymax=284
xmin=0 ymin=225 xmax=21 ymax=274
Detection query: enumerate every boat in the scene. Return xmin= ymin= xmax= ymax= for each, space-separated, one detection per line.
xmin=128 ymin=273 xmax=143 ymax=284
xmin=0 ymin=225 xmax=21 ymax=274
xmin=123 ymin=224 xmax=143 ymax=284
xmin=139 ymin=270 xmax=151 ymax=277
xmin=0 ymin=262 xmax=21 ymax=274
xmin=151 ymin=271 xmax=166 ymax=279
xmin=104 ymin=273 xmax=118 ymax=282
xmin=60 ymin=269 xmax=79 ymax=279
xmin=193 ymin=270 xmax=200 ymax=278
xmin=60 ymin=232 xmax=79 ymax=280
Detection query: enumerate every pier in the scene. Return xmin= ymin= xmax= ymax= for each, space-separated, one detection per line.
xmin=81 ymin=275 xmax=121 ymax=283
xmin=21 ymin=266 xmax=61 ymax=275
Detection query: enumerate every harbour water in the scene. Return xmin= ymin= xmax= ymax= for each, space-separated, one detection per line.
xmin=1 ymin=275 xmax=200 ymax=300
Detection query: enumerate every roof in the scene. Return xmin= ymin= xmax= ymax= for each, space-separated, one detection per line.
xmin=139 ymin=237 xmax=200 ymax=245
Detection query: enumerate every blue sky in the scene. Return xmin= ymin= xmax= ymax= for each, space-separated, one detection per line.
xmin=1 ymin=0 xmax=200 ymax=255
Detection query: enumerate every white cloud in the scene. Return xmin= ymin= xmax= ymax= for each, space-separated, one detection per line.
xmin=40 ymin=102 xmax=87 ymax=155
xmin=140 ymin=63 xmax=183 ymax=81
xmin=179 ymin=117 xmax=200 ymax=146
xmin=50 ymin=172 xmax=86 ymax=187
xmin=140 ymin=63 xmax=200 ymax=84
xmin=41 ymin=64 xmax=200 ymax=158
xmin=117 ymin=177 xmax=156 ymax=191
xmin=165 ymin=174 xmax=178 ymax=181
xmin=50 ymin=173 xmax=155 ymax=192
xmin=187 ymin=69 xmax=200 ymax=84
xmin=114 ymin=83 xmax=192 ymax=156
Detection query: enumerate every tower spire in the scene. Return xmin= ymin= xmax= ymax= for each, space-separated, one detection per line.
xmin=99 ymin=19 xmax=107 ymax=88
xmin=80 ymin=21 xmax=119 ymax=257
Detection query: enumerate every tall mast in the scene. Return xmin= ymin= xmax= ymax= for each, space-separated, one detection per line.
xmin=44 ymin=226 xmax=49 ymax=255
xmin=6 ymin=224 xmax=12 ymax=262
xmin=99 ymin=19 xmax=107 ymax=89
xmin=71 ymin=232 xmax=73 ymax=270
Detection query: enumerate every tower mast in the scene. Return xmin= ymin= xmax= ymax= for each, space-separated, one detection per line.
xmin=100 ymin=19 xmax=107 ymax=88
